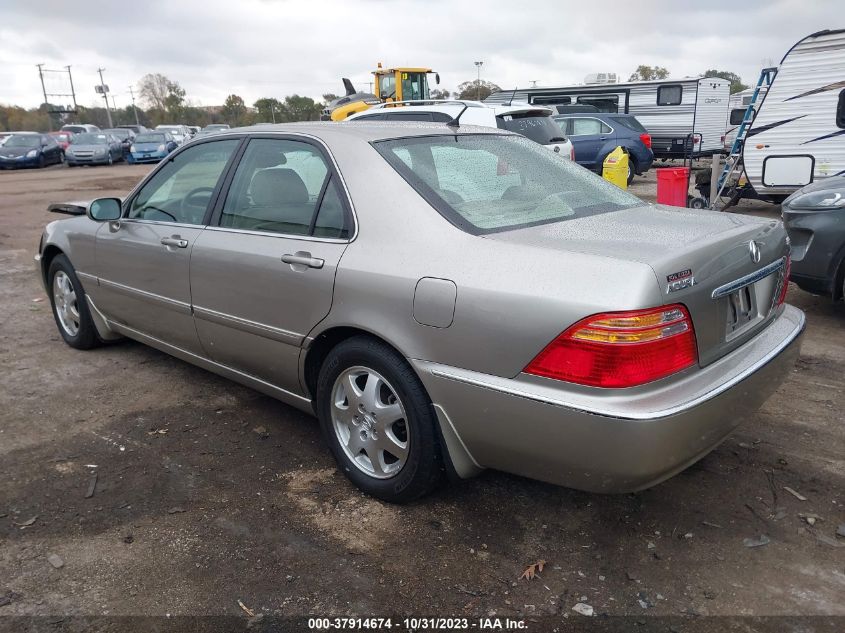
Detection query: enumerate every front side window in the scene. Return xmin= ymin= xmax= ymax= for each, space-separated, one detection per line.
xmin=127 ymin=139 xmax=239 ymax=224
xmin=375 ymin=134 xmax=641 ymax=234
xmin=657 ymin=85 xmax=683 ymax=106
xmin=219 ymin=138 xmax=348 ymax=238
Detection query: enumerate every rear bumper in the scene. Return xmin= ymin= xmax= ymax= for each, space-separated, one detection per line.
xmin=413 ymin=304 xmax=804 ymax=492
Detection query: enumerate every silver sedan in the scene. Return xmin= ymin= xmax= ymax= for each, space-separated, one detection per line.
xmin=36 ymin=122 xmax=804 ymax=502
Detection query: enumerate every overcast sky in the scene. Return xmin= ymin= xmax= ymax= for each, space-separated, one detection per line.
xmin=0 ymin=0 xmax=838 ymax=110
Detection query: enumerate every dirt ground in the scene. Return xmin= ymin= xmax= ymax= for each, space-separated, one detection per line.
xmin=0 ymin=162 xmax=843 ymax=629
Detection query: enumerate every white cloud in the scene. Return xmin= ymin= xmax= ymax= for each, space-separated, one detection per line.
xmin=0 ymin=0 xmax=839 ymax=109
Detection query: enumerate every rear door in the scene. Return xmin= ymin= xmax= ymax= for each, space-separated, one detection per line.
xmin=93 ymin=138 xmax=242 ymax=354
xmin=190 ymin=136 xmax=353 ymax=395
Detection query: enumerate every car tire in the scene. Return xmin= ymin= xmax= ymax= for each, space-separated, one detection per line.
xmin=47 ymin=254 xmax=100 ymax=350
xmin=107 ymin=154 xmax=113 ymax=166
xmin=627 ymin=156 xmax=636 ymax=185
xmin=315 ymin=335 xmax=443 ymax=503
xmin=38 ymin=155 xmax=46 ymax=169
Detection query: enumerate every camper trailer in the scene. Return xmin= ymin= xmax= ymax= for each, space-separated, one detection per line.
xmin=485 ymin=77 xmax=730 ymax=159
xmin=741 ymin=29 xmax=845 ymax=200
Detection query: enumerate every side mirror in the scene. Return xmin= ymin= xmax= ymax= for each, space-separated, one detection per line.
xmin=435 ymin=73 xmax=441 ymax=85
xmin=87 ymin=198 xmax=122 ymax=222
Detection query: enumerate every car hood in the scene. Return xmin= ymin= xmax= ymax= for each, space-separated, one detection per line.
xmin=68 ymin=144 xmax=109 ymax=151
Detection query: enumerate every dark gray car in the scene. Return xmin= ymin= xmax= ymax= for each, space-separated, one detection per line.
xmin=782 ymin=175 xmax=845 ymax=299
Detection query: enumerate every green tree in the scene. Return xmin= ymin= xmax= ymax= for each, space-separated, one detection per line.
xmin=138 ymin=74 xmax=186 ymax=115
xmin=455 ymin=80 xmax=501 ymax=101
xmin=628 ymin=65 xmax=670 ymax=81
xmin=221 ymin=94 xmax=248 ymax=125
xmin=280 ymin=94 xmax=321 ymax=122
xmin=253 ymin=97 xmax=284 ymax=123
xmin=430 ymin=88 xmax=451 ymax=100
xmin=703 ymin=69 xmax=749 ymax=94
xmin=322 ymin=93 xmax=339 ymax=104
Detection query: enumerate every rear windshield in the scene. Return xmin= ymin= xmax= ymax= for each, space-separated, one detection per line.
xmin=136 ymin=133 xmax=165 ymax=143
xmin=374 ymin=134 xmax=641 ymax=235
xmin=496 ymin=113 xmax=564 ymax=144
xmin=72 ymin=133 xmax=108 ymax=144
xmin=609 ymin=116 xmax=647 ymax=133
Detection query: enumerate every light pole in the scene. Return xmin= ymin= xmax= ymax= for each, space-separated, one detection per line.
xmin=97 ymin=67 xmax=113 ymax=127
xmin=474 ymin=61 xmax=483 ymax=100
xmin=128 ymin=86 xmax=140 ymax=126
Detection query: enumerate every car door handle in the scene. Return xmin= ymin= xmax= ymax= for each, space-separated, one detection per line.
xmin=281 ymin=253 xmax=324 ymax=269
xmin=161 ymin=236 xmax=188 ymax=248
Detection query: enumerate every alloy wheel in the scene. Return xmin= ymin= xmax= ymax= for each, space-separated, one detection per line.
xmin=331 ymin=366 xmax=409 ymax=479
xmin=52 ymin=271 xmax=80 ymax=336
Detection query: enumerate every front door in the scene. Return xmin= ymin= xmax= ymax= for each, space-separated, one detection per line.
xmin=190 ymin=137 xmax=352 ymax=395
xmin=93 ymin=138 xmax=241 ymax=353
xmin=568 ymin=117 xmax=613 ymax=171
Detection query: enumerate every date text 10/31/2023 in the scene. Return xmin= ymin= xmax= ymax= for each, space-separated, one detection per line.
xmin=308 ymin=617 xmax=528 ymax=630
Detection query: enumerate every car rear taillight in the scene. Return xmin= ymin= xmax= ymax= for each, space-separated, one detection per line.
xmin=570 ymin=146 xmax=575 ymax=161
xmin=777 ymin=256 xmax=791 ymax=306
xmin=639 ymin=133 xmax=652 ymax=149
xmin=524 ymin=304 xmax=698 ymax=388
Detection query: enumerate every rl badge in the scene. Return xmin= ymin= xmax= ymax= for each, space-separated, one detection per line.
xmin=667 ymin=269 xmax=695 ymax=293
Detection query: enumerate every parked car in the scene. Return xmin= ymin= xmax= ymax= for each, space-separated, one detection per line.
xmin=202 ymin=123 xmax=230 ymax=132
xmin=61 ymin=124 xmax=100 ymax=135
xmin=188 ymin=125 xmax=201 ymax=136
xmin=128 ymin=131 xmax=178 ymax=163
xmin=0 ymin=133 xmax=63 ymax=168
xmin=155 ymin=124 xmax=190 ymax=145
xmin=36 ymin=123 xmax=803 ymax=503
xmin=103 ymin=128 xmax=136 ymax=158
xmin=49 ymin=131 xmax=74 ymax=154
xmin=781 ymin=175 xmax=845 ymax=300
xmin=349 ymin=101 xmax=574 ymax=159
xmin=554 ymin=113 xmax=654 ymax=184
xmin=116 ymin=125 xmax=148 ymax=135
xmin=65 ymin=133 xmax=123 ymax=166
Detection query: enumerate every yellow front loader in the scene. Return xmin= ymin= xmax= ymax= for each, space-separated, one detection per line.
xmin=321 ymin=64 xmax=441 ymax=121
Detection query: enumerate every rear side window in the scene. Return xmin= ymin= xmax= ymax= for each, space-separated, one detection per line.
xmin=382 ymin=112 xmax=434 ymax=122
xmin=729 ymin=108 xmax=746 ymax=126
xmin=837 ymin=90 xmax=845 ymax=128
xmin=496 ymin=114 xmax=562 ymax=144
xmin=657 ymin=85 xmax=683 ymax=106
xmin=609 ymin=116 xmax=647 ymax=133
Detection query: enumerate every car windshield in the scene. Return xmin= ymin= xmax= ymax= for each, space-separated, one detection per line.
xmin=72 ymin=133 xmax=109 ymax=145
xmin=375 ymin=134 xmax=642 ymax=234
xmin=610 ymin=116 xmax=647 ymax=133
xmin=496 ymin=114 xmax=564 ymax=144
xmin=4 ymin=135 xmax=40 ymax=147
xmin=136 ymin=133 xmax=165 ymax=143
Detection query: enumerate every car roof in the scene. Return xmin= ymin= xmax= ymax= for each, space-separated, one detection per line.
xmin=217 ymin=121 xmax=513 ymax=143
xmin=349 ymin=100 xmax=552 ymax=119
xmin=554 ymin=112 xmax=636 ymax=118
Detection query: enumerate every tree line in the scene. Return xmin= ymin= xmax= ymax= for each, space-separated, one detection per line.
xmin=0 ymin=67 xmax=749 ymax=133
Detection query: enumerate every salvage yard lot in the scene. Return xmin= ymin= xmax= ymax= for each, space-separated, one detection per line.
xmin=0 ymin=164 xmax=843 ymax=619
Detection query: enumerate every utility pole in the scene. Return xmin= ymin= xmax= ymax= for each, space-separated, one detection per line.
xmin=97 ymin=67 xmax=113 ymax=127
xmin=128 ymin=86 xmax=140 ymax=126
xmin=529 ymin=80 xmax=539 ymax=88
xmin=66 ymin=66 xmax=78 ymax=115
xmin=36 ymin=64 xmax=52 ymax=131
xmin=474 ymin=61 xmax=484 ymax=100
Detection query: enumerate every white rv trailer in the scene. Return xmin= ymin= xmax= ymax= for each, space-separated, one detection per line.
xmin=741 ymin=29 xmax=845 ymax=199
xmin=485 ymin=77 xmax=730 ymax=159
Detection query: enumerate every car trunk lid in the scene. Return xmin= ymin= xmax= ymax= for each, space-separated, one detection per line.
xmin=484 ymin=204 xmax=789 ymax=366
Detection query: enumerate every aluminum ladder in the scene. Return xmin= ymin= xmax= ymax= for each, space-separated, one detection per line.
xmin=710 ymin=67 xmax=778 ymax=210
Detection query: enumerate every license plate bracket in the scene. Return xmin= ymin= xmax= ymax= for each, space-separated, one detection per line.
xmin=726 ymin=285 xmax=757 ymax=334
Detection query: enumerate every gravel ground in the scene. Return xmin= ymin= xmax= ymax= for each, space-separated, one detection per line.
xmin=0 ymin=162 xmax=843 ymax=629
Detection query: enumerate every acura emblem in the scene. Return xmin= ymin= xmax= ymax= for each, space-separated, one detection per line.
xmin=749 ymin=241 xmax=761 ymax=264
